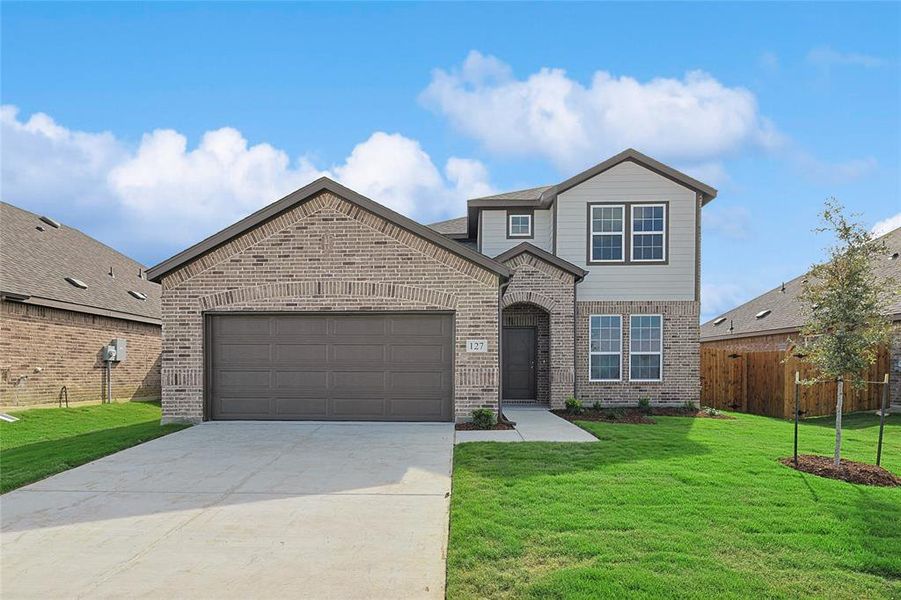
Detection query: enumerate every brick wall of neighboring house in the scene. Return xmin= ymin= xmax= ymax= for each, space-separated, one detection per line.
xmin=159 ymin=191 xmax=501 ymax=423
xmin=502 ymin=304 xmax=550 ymax=405
xmin=575 ymin=300 xmax=700 ymax=406
xmin=500 ymin=253 xmax=576 ymax=409
xmin=701 ymin=332 xmax=795 ymax=352
xmin=0 ymin=300 xmax=161 ymax=406
xmin=891 ymin=322 xmax=901 ymax=408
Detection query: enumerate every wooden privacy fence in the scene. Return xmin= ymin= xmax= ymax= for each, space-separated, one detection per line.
xmin=700 ymin=347 xmax=890 ymax=419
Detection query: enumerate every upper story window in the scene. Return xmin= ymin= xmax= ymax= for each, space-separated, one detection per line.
xmin=589 ymin=205 xmax=624 ymax=262
xmin=507 ymin=211 xmax=533 ymax=238
xmin=629 ymin=314 xmax=662 ymax=381
xmin=631 ymin=204 xmax=666 ymax=262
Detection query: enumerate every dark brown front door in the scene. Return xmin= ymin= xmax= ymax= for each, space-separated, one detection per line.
xmin=208 ymin=313 xmax=454 ymax=421
xmin=503 ymin=327 xmax=536 ymax=400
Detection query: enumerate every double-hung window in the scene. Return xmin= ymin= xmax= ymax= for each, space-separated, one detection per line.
xmin=508 ymin=213 xmax=532 ymax=237
xmin=589 ymin=205 xmax=624 ymax=262
xmin=589 ymin=315 xmax=621 ymax=381
xmin=631 ymin=204 xmax=666 ymax=261
xmin=629 ymin=315 xmax=662 ymax=381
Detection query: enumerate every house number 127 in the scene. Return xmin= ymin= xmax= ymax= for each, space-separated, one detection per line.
xmin=466 ymin=340 xmax=488 ymax=353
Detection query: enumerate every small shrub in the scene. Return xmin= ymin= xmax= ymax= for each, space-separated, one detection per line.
xmin=471 ymin=408 xmax=496 ymax=429
xmin=592 ymin=401 xmax=603 ymax=412
xmin=637 ymin=397 xmax=652 ymax=413
xmin=565 ymin=396 xmax=583 ymax=414
xmin=702 ymin=406 xmax=720 ymax=417
xmin=603 ymin=408 xmax=625 ymax=421
xmin=682 ymin=400 xmax=698 ymax=411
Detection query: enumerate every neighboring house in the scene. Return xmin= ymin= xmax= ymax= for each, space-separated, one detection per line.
xmin=700 ymin=226 xmax=901 ymax=411
xmin=0 ymin=202 xmax=162 ymax=407
xmin=147 ymin=148 xmax=716 ymax=423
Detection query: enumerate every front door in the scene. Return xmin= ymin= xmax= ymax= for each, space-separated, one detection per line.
xmin=503 ymin=327 xmax=536 ymax=400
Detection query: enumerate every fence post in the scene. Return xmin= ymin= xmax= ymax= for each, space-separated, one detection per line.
xmin=793 ymin=371 xmax=800 ymax=467
xmin=877 ymin=373 xmax=889 ymax=467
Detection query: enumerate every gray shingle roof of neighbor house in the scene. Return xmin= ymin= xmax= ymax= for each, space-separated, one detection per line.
xmin=457 ymin=148 xmax=719 ymax=238
xmin=146 ymin=177 xmax=512 ymax=283
xmin=426 ymin=216 xmax=469 ymax=237
xmin=493 ymin=242 xmax=588 ymax=282
xmin=0 ymin=202 xmax=161 ymax=324
xmin=700 ymin=226 xmax=901 ymax=342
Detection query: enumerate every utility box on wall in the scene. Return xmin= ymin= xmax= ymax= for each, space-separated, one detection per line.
xmin=111 ymin=338 xmax=127 ymax=362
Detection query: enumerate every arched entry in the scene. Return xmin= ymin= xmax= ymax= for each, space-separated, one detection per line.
xmin=502 ymin=302 xmax=550 ymax=405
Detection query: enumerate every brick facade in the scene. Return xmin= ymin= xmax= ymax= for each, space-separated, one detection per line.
xmin=500 ymin=252 xmax=576 ymax=409
xmin=0 ymin=300 xmax=161 ymax=406
xmin=159 ymin=191 xmax=501 ymax=423
xmin=575 ymin=300 xmax=700 ymax=406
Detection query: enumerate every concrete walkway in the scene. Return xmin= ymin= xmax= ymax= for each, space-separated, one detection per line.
xmin=2 ymin=421 xmax=454 ymax=599
xmin=455 ymin=407 xmax=597 ymax=444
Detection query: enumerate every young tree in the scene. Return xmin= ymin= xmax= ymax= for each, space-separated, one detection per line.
xmin=797 ymin=200 xmax=897 ymax=466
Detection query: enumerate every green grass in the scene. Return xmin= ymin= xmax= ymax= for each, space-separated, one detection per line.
xmin=1 ymin=401 xmax=189 ymax=493
xmin=448 ymin=412 xmax=901 ymax=599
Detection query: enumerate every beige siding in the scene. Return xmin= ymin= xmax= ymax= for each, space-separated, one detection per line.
xmin=556 ymin=161 xmax=698 ymax=301
xmin=479 ymin=209 xmax=554 ymax=257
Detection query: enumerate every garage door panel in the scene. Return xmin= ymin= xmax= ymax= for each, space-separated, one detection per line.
xmin=217 ymin=343 xmax=271 ymax=364
xmin=274 ymin=397 xmax=329 ymax=417
xmin=332 ymin=344 xmax=386 ymax=363
xmin=390 ymin=344 xmax=447 ymax=364
xmin=209 ymin=314 xmax=453 ymax=421
xmin=216 ymin=369 xmax=271 ymax=388
xmin=275 ymin=344 xmax=328 ymax=362
xmin=215 ymin=316 xmax=272 ymax=336
xmin=274 ymin=370 xmax=328 ymax=389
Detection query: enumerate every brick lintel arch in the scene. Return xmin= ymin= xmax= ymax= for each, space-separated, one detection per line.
xmin=502 ymin=290 xmax=557 ymax=312
xmin=199 ymin=280 xmax=458 ymax=310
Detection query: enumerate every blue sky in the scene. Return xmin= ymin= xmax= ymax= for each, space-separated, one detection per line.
xmin=2 ymin=2 xmax=899 ymax=321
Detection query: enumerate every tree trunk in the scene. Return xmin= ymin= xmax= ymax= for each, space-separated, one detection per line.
xmin=834 ymin=377 xmax=844 ymax=467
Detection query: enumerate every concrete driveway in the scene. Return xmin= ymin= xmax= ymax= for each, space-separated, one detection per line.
xmin=1 ymin=421 xmax=454 ymax=599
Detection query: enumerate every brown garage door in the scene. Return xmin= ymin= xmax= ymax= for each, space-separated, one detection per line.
xmin=208 ymin=313 xmax=454 ymax=421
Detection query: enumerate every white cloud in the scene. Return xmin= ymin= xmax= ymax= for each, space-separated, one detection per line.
xmin=702 ymin=205 xmax=752 ymax=240
xmin=792 ymin=151 xmax=878 ymax=184
xmin=420 ymin=51 xmax=783 ymax=174
xmin=872 ymin=212 xmax=901 ymax=238
xmin=806 ymin=46 xmax=887 ymax=71
xmin=701 ymin=282 xmax=754 ymax=323
xmin=2 ymin=105 xmax=491 ymax=258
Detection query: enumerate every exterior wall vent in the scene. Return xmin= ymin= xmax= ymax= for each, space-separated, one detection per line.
xmin=713 ymin=316 xmax=727 ymax=326
xmin=891 ymin=252 xmax=899 ymax=261
xmin=128 ymin=290 xmax=147 ymax=300
xmin=39 ymin=216 xmax=61 ymax=229
xmin=65 ymin=277 xmax=88 ymax=289
xmin=755 ymin=309 xmax=771 ymax=319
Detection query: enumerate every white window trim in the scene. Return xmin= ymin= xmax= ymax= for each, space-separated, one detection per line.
xmin=507 ymin=213 xmax=532 ymax=237
xmin=630 ymin=203 xmax=667 ymax=263
xmin=590 ymin=204 xmax=625 ymax=263
xmin=588 ymin=314 xmax=622 ymax=382
xmin=628 ymin=313 xmax=663 ymax=382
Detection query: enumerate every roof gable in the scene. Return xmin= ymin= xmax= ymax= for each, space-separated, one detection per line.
xmin=493 ymin=242 xmax=587 ymax=281
xmin=147 ymin=178 xmax=510 ymax=283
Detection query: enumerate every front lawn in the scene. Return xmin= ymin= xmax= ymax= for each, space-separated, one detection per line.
xmin=0 ymin=401 xmax=188 ymax=493
xmin=449 ymin=412 xmax=900 ymax=599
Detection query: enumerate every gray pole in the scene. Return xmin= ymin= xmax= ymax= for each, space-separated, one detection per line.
xmin=793 ymin=371 xmax=800 ymax=467
xmin=877 ymin=373 xmax=889 ymax=466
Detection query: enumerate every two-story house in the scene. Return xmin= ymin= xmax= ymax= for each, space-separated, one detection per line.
xmin=147 ymin=149 xmax=715 ymax=423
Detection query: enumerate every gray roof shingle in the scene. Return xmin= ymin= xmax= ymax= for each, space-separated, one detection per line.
xmin=426 ymin=216 xmax=468 ymax=236
xmin=0 ymin=202 xmax=161 ymax=323
xmin=701 ymin=226 xmax=901 ymax=340
xmin=471 ymin=185 xmax=553 ymax=202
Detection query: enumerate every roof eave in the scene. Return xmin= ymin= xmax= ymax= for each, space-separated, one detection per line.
xmin=493 ymin=242 xmax=588 ymax=282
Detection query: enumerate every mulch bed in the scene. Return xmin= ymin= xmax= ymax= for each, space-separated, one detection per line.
xmin=780 ymin=455 xmax=900 ymax=487
xmin=455 ymin=421 xmax=515 ymax=431
xmin=552 ymin=407 xmax=735 ymax=425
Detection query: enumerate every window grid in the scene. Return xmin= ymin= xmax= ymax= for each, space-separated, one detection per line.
xmin=589 ymin=314 xmax=621 ymax=381
xmin=631 ymin=204 xmax=666 ymax=262
xmin=508 ymin=214 xmax=532 ymax=237
xmin=629 ymin=314 xmax=662 ymax=381
xmin=590 ymin=205 xmax=625 ymax=262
